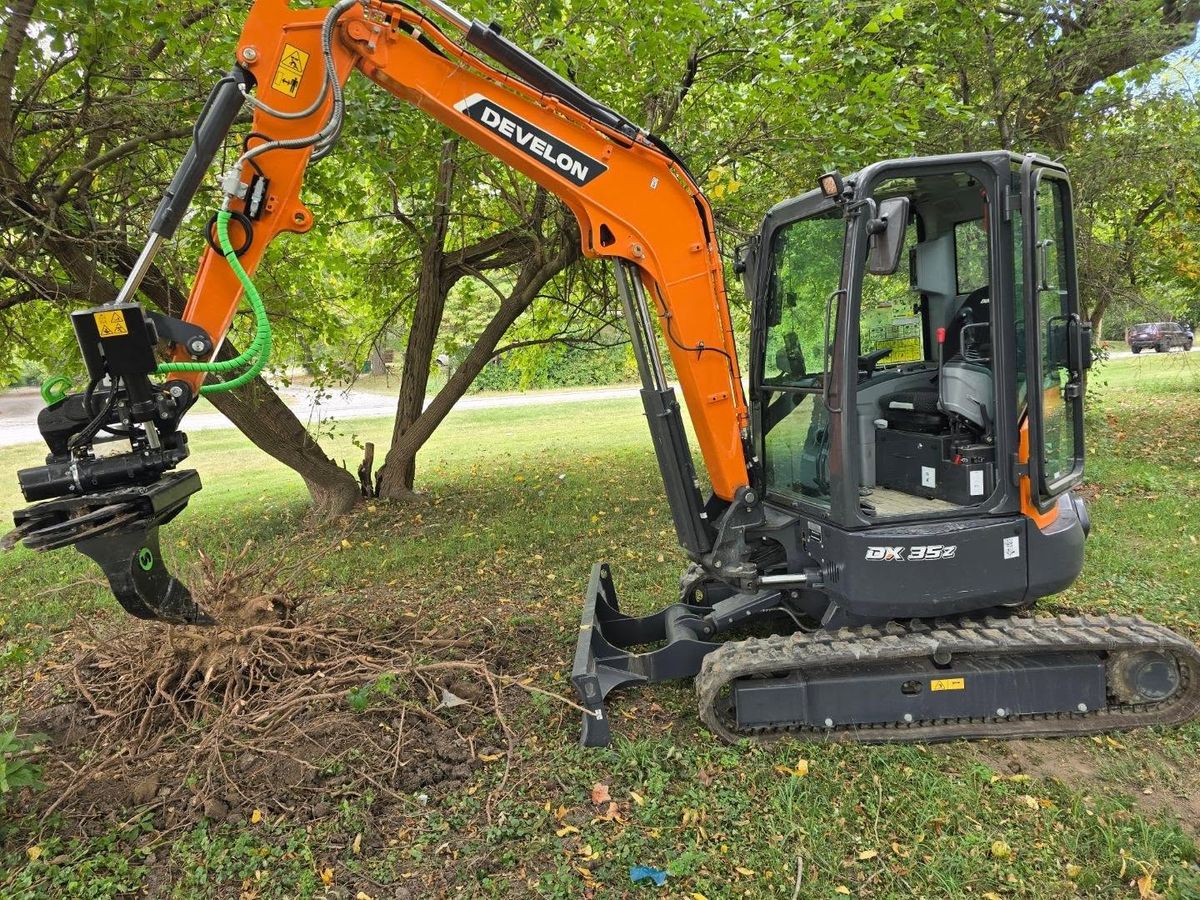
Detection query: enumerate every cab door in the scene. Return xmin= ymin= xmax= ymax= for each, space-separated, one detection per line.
xmin=749 ymin=194 xmax=847 ymax=517
xmin=1020 ymin=160 xmax=1085 ymax=508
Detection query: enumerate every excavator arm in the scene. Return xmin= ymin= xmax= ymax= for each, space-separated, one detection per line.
xmin=9 ymin=0 xmax=752 ymax=622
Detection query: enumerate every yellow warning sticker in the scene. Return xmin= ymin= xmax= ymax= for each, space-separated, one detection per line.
xmin=93 ymin=310 xmax=128 ymax=338
xmin=271 ymin=44 xmax=309 ymax=98
xmin=930 ymin=677 xmax=965 ymax=692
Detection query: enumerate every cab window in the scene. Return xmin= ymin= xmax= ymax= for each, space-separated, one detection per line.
xmin=763 ymin=208 xmax=843 ymax=390
xmin=955 ymin=218 xmax=989 ymax=294
xmin=860 ymin=218 xmax=923 ymax=365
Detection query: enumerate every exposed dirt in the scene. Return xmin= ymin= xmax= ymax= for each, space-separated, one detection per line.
xmin=975 ymin=739 xmax=1200 ymax=838
xmin=11 ymin=542 xmax=537 ymax=836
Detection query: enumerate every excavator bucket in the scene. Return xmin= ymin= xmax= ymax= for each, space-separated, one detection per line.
xmin=7 ymin=470 xmax=213 ymax=625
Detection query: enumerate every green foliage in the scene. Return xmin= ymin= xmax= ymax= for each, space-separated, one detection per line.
xmin=471 ymin=342 xmax=637 ymax=392
xmin=0 ymin=719 xmax=44 ymax=805
xmin=346 ymin=672 xmax=400 ymax=712
xmin=2 ymin=0 xmax=1199 ymax=482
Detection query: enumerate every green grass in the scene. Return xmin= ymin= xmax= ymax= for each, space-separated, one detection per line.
xmin=1 ymin=355 xmax=1199 ymax=898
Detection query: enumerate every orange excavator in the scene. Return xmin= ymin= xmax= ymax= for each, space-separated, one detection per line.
xmin=9 ymin=0 xmax=1199 ymax=745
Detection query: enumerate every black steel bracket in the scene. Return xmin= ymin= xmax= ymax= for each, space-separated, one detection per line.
xmin=572 ymin=562 xmax=715 ymax=747
xmin=146 ymin=311 xmax=214 ymax=359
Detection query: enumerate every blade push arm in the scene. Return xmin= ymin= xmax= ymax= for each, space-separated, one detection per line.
xmin=175 ymin=0 xmax=751 ymax=502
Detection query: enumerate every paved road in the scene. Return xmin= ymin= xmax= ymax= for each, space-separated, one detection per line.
xmin=2 ymin=344 xmax=1194 ymax=448
xmin=1107 ymin=346 xmax=1199 ymax=360
xmin=0 ymin=383 xmax=641 ymax=449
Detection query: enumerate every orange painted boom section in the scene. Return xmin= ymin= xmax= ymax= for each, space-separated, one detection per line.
xmin=175 ymin=0 xmax=750 ymax=500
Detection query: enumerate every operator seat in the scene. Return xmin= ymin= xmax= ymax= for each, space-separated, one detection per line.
xmin=878 ymin=379 xmax=944 ymax=432
xmin=876 ymin=285 xmax=993 ymax=434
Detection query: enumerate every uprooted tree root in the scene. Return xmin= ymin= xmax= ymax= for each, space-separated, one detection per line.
xmin=21 ymin=540 xmax=579 ymax=831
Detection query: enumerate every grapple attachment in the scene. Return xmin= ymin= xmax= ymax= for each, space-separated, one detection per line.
xmin=7 ymin=470 xmax=212 ymax=625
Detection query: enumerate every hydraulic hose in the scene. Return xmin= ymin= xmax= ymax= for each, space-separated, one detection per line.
xmin=156 ymin=210 xmax=272 ymax=394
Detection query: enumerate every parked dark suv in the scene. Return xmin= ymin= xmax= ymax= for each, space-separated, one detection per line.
xmin=1128 ymin=322 xmax=1194 ymax=353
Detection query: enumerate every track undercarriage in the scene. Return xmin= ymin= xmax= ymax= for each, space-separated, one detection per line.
xmin=572 ymin=563 xmax=1200 ymax=747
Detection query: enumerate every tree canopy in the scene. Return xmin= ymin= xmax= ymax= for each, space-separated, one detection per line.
xmin=1 ymin=0 xmax=1197 ymax=508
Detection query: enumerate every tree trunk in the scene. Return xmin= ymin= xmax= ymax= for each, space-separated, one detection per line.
xmin=380 ymin=227 xmax=580 ymax=485
xmin=375 ymin=139 xmax=458 ymax=498
xmin=368 ymin=345 xmax=388 ymax=376
xmin=203 ymin=352 xmax=362 ymax=517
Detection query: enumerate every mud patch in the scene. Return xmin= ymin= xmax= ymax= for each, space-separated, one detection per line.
xmin=975 ymin=739 xmax=1200 ymax=837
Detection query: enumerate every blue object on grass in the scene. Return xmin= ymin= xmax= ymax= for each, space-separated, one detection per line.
xmin=629 ymin=865 xmax=668 ymax=887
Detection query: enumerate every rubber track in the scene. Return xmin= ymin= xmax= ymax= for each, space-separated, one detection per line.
xmin=695 ymin=614 xmax=1200 ymax=743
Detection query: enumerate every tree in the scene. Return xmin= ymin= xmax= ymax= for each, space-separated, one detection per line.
xmin=919 ymin=0 xmax=1200 ymax=327
xmin=0 ymin=0 xmax=361 ymax=515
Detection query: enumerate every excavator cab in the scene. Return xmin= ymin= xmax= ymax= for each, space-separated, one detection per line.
xmin=574 ymin=152 xmax=1191 ymax=747
xmin=743 ymin=151 xmax=1092 ymax=623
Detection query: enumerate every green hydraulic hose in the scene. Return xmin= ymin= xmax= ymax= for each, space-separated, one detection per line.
xmin=156 ymin=209 xmax=271 ymax=394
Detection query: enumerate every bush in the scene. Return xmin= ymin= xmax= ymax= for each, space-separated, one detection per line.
xmin=470 ymin=343 xmax=639 ymax=392
xmin=0 ymin=720 xmax=44 ymax=809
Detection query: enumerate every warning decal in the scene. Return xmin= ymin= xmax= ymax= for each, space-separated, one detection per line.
xmin=93 ymin=310 xmax=129 ymax=338
xmin=930 ymin=678 xmax=965 ymax=692
xmin=271 ymin=44 xmax=309 ymax=98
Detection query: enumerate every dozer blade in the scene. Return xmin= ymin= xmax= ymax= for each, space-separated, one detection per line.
xmin=571 ymin=562 xmax=716 ymax=747
xmin=695 ymin=615 xmax=1200 ymax=743
xmin=7 ymin=469 xmax=214 ymax=625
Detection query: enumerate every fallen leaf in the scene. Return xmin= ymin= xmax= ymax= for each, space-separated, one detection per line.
xmin=553 ymin=804 xmax=568 ymax=821
xmin=1136 ymin=870 xmax=1155 ymax=899
xmin=773 ymin=759 xmax=809 ymax=778
xmin=436 ymin=687 xmax=468 ymax=709
xmin=1019 ymin=794 xmax=1039 ymax=810
xmin=478 ymin=752 xmax=503 ymax=762
xmin=857 ymin=849 xmax=879 ymax=861
xmin=555 ymin=825 xmax=580 ymax=837
xmin=735 ymin=865 xmax=756 ymax=876
xmin=319 ymin=868 xmax=334 ymax=886
xmin=351 ymin=833 xmax=362 ymax=855
xmin=629 ymin=790 xmax=645 ymax=806
xmin=1066 ymin=863 xmax=1083 ymax=878
xmin=982 ymin=893 xmax=1003 ymax=900
xmin=593 ymin=801 xmax=621 ymax=823
xmin=356 ymin=893 xmax=373 ymax=900
xmin=250 ymin=808 xmax=263 ymax=824
xmin=26 ymin=846 xmax=42 ymax=862
xmin=990 ymin=840 xmax=1012 ymax=859
xmin=1008 ymin=774 xmax=1031 ymax=783
xmin=835 ymin=886 xmax=852 ymax=895
xmin=590 ymin=783 xmax=612 ymax=805
xmin=691 ymin=894 xmax=709 ymax=900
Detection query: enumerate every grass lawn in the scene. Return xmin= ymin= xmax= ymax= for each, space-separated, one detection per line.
xmin=1 ymin=354 xmax=1198 ymax=898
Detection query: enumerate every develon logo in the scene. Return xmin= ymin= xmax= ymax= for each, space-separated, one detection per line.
xmin=455 ymin=94 xmax=608 ymax=187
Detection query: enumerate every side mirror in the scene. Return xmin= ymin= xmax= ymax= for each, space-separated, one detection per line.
xmin=867 ymin=196 xmax=910 ymax=276
xmin=1070 ymin=316 xmax=1093 ymax=371
xmin=1046 ymin=316 xmax=1070 ymax=370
